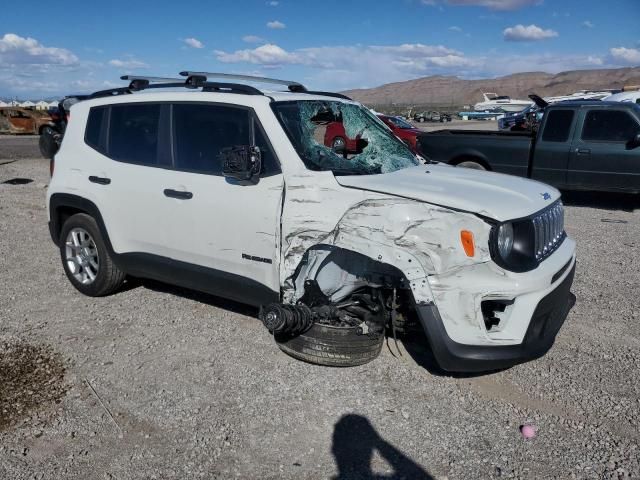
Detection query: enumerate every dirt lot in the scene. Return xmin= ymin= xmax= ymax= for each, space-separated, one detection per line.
xmin=1 ymin=136 xmax=639 ymax=479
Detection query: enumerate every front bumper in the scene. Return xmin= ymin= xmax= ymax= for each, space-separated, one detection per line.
xmin=417 ymin=263 xmax=575 ymax=372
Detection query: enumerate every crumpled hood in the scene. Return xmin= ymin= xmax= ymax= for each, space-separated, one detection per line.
xmin=335 ymin=164 xmax=560 ymax=221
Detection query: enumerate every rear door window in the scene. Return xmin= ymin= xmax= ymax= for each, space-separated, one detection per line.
xmin=541 ymin=110 xmax=574 ymax=142
xmin=108 ymin=104 xmax=161 ymax=165
xmin=581 ymin=110 xmax=640 ymax=142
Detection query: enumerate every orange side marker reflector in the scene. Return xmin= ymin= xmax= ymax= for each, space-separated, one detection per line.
xmin=460 ymin=230 xmax=475 ymax=257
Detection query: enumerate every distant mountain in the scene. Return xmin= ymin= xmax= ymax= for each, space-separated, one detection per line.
xmin=342 ymin=67 xmax=640 ymax=107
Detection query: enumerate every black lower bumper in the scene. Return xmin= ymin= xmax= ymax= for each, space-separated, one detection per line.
xmin=417 ymin=264 xmax=575 ymax=373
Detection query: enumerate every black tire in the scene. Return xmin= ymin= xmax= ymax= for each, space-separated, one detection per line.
xmin=59 ymin=213 xmax=126 ymax=297
xmin=39 ymin=127 xmax=59 ymax=159
xmin=274 ymin=323 xmax=384 ymax=367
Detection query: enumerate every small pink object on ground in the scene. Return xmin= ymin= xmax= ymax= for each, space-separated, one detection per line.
xmin=520 ymin=424 xmax=537 ymax=439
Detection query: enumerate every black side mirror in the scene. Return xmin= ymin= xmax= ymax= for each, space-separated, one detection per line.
xmin=628 ymin=133 xmax=640 ymax=149
xmin=221 ymin=145 xmax=261 ymax=181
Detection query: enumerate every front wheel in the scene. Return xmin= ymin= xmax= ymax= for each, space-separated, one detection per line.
xmin=59 ymin=213 xmax=126 ymax=296
xmin=275 ymin=323 xmax=384 ymax=367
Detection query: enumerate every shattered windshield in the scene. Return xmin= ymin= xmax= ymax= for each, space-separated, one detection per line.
xmin=272 ymin=100 xmax=420 ymax=175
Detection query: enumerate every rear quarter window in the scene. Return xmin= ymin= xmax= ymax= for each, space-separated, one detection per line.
xmin=85 ymin=106 xmax=107 ymax=153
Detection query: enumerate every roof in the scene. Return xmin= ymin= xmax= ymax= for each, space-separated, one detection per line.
xmin=549 ymin=100 xmax=639 ymax=108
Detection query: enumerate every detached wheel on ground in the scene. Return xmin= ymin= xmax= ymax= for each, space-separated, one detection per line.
xmin=456 ymin=160 xmax=486 ymax=170
xmin=59 ymin=213 xmax=126 ymax=296
xmin=274 ymin=323 xmax=384 ymax=367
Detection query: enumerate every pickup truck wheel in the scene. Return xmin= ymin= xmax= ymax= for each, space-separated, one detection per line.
xmin=274 ymin=323 xmax=384 ymax=367
xmin=59 ymin=213 xmax=126 ymax=297
xmin=331 ymin=136 xmax=346 ymax=152
xmin=456 ymin=160 xmax=486 ymax=170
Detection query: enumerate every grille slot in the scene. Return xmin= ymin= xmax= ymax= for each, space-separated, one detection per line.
xmin=533 ymin=201 xmax=565 ymax=261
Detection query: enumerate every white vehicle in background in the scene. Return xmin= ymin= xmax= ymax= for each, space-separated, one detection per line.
xmin=602 ymin=90 xmax=640 ymax=104
xmin=544 ymin=89 xmax=618 ymax=103
xmin=474 ymin=93 xmax=533 ymax=112
xmin=46 ymin=72 xmax=576 ymax=373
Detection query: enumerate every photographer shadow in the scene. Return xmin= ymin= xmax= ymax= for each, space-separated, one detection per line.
xmin=331 ymin=414 xmax=433 ymax=480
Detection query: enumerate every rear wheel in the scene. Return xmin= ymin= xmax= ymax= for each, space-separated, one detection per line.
xmin=274 ymin=323 xmax=384 ymax=367
xmin=456 ymin=160 xmax=486 ymax=170
xmin=59 ymin=213 xmax=125 ymax=296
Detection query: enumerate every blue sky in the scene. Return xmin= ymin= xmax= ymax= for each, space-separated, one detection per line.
xmin=2 ymin=0 xmax=639 ymax=98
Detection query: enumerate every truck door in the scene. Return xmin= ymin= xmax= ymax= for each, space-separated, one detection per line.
xmin=568 ymin=108 xmax=640 ymax=191
xmin=530 ymin=108 xmax=574 ymax=188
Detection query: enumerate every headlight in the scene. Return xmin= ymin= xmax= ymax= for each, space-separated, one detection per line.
xmin=489 ymin=201 xmax=566 ymax=273
xmin=496 ymin=223 xmax=514 ymax=259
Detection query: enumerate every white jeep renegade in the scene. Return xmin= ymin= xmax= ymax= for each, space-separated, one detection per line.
xmin=47 ymin=72 xmax=576 ymax=372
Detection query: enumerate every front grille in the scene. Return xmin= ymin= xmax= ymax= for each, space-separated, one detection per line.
xmin=532 ymin=201 xmax=565 ymax=261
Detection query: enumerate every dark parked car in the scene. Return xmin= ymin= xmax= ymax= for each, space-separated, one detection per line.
xmin=413 ymin=111 xmax=451 ymax=123
xmin=418 ymin=101 xmax=640 ymax=193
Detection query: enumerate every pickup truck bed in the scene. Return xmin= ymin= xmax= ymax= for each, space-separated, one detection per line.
xmin=418 ymin=101 xmax=640 ymax=194
xmin=420 ymin=130 xmax=534 ymax=178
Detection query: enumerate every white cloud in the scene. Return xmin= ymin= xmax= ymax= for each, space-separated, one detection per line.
xmin=242 ymin=35 xmax=265 ymax=43
xmin=267 ymin=1 xmax=279 ymax=5
xmin=266 ymin=20 xmax=286 ymax=29
xmin=503 ymin=24 xmax=558 ymax=41
xmin=215 ymin=44 xmax=300 ymax=65
xmin=108 ymin=58 xmax=149 ymax=69
xmin=610 ymin=47 xmax=640 ymax=64
xmin=446 ymin=0 xmax=542 ymax=9
xmin=449 ymin=26 xmax=463 ymax=32
xmin=183 ymin=37 xmax=204 ymax=49
xmin=582 ymin=20 xmax=594 ymax=28
xmin=214 ymin=42 xmax=477 ymax=80
xmin=0 ymin=33 xmax=78 ymax=66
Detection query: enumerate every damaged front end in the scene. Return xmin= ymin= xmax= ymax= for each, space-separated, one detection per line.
xmin=261 ymin=97 xmax=575 ymax=371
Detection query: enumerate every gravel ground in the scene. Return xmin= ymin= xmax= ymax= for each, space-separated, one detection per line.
xmin=0 ymin=137 xmax=639 ymax=479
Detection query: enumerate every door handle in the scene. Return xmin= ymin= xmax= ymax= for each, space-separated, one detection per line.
xmin=89 ymin=176 xmax=111 ymax=185
xmin=163 ymin=189 xmax=193 ymax=200
xmin=575 ymin=148 xmax=591 ymax=155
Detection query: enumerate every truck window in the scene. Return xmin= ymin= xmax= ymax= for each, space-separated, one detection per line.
xmin=581 ymin=110 xmax=640 ymax=142
xmin=541 ymin=110 xmax=574 ymax=142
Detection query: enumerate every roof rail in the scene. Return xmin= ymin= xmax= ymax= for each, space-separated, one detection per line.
xmin=85 ymin=72 xmax=351 ymax=102
xmin=120 ymin=75 xmax=186 ymax=91
xmin=179 ymin=71 xmax=307 ymax=92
